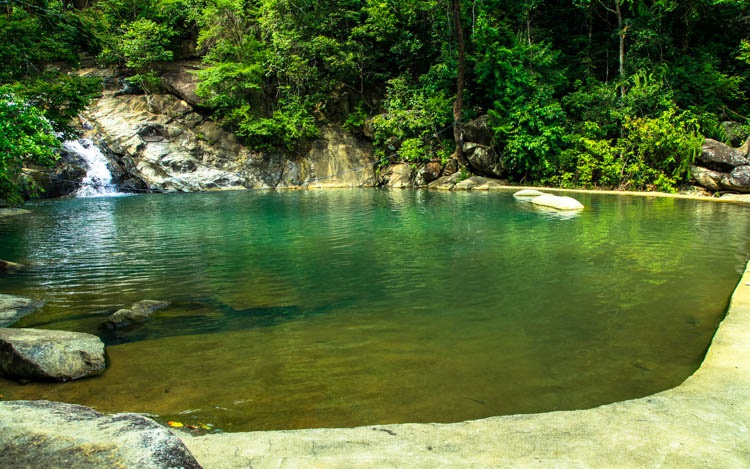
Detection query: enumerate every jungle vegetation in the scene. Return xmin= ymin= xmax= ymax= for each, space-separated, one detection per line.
xmin=1 ymin=0 xmax=749 ymax=203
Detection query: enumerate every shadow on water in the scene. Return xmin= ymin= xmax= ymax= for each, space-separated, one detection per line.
xmin=97 ymin=297 xmax=350 ymax=346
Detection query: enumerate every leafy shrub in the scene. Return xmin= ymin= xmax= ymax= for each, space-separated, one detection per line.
xmin=0 ymin=91 xmax=60 ymax=204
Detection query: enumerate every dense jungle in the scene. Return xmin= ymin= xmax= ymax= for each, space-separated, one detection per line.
xmin=1 ymin=0 xmax=749 ymax=203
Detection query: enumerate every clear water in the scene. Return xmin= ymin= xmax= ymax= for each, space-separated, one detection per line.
xmin=0 ymin=189 xmax=748 ymax=432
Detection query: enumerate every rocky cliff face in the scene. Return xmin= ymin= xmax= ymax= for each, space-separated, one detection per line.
xmin=78 ymin=77 xmax=377 ymax=193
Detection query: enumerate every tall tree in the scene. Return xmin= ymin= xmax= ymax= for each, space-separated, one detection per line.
xmin=452 ymin=0 xmax=466 ymax=163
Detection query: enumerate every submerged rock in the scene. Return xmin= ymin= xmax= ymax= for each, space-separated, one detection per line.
xmin=0 ymin=208 xmax=31 ymax=218
xmin=0 ymin=328 xmax=106 ymax=382
xmin=0 ymin=400 xmax=202 ymax=469
xmin=530 ymin=194 xmax=584 ymax=211
xmin=0 ymin=259 xmax=24 ymax=273
xmin=0 ymin=294 xmax=43 ymax=327
xmin=104 ymin=299 xmax=171 ymax=330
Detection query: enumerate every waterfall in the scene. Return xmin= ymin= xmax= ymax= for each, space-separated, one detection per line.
xmin=63 ymin=139 xmax=121 ymax=197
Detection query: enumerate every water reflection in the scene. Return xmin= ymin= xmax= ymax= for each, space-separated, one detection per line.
xmin=0 ymin=189 xmax=748 ymax=431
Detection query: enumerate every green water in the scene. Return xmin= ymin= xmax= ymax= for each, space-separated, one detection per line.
xmin=1 ymin=189 xmax=748 ymax=432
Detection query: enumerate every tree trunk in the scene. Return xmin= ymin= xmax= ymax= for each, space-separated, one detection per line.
xmin=615 ymin=0 xmax=626 ymax=97
xmin=452 ymin=0 xmax=467 ymax=164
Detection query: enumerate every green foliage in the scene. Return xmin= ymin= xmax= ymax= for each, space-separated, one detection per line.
xmin=0 ymin=91 xmax=60 ymax=204
xmin=0 ymin=0 xmax=96 ymax=82
xmin=2 ymin=74 xmax=102 ymax=136
xmin=2 ymin=0 xmax=749 ymax=192
xmin=369 ymin=74 xmax=453 ymax=163
xmin=106 ymin=17 xmax=176 ymax=91
xmin=233 ymin=97 xmax=319 ymax=150
xmin=557 ymin=107 xmax=704 ymax=192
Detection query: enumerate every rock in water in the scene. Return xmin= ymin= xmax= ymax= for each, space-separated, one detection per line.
xmin=513 ymin=189 xmax=546 ymax=197
xmin=0 ymin=400 xmax=202 ymax=469
xmin=104 ymin=299 xmax=171 ymax=330
xmin=531 ymin=194 xmax=584 ymax=211
xmin=0 ymin=294 xmax=44 ymax=327
xmin=0 ymin=328 xmax=106 ymax=382
xmin=0 ymin=259 xmax=24 ymax=272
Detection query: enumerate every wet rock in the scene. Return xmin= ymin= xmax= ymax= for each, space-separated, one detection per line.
xmin=0 ymin=294 xmax=43 ymax=327
xmin=531 ymin=194 xmax=584 ymax=211
xmin=104 ymin=300 xmax=171 ymax=330
xmin=0 ymin=400 xmax=202 ymax=469
xmin=0 ymin=328 xmax=105 ymax=382
xmin=698 ymin=139 xmax=749 ymax=172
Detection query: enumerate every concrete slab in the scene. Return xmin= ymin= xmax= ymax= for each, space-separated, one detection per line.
xmin=181 ymin=262 xmax=750 ymax=468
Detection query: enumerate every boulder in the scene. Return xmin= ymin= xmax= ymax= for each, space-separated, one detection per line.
xmin=690 ymin=165 xmax=723 ymax=191
xmin=0 ymin=400 xmax=202 ymax=469
xmin=427 ymin=172 xmax=469 ymax=191
xmin=513 ymin=189 xmax=546 ymax=198
xmin=415 ymin=162 xmax=443 ymax=185
xmin=463 ymin=143 xmax=505 ymax=179
xmin=104 ymin=300 xmax=171 ymax=330
xmin=160 ymin=62 xmax=204 ymax=109
xmin=0 ymin=294 xmax=43 ymax=327
xmin=461 ymin=115 xmax=493 ymax=147
xmin=698 ymin=139 xmax=749 ymax=172
xmin=454 ymin=175 xmax=492 ymax=190
xmin=0 ymin=328 xmax=106 ymax=382
xmin=720 ymin=166 xmax=750 ymax=193
xmin=530 ymin=194 xmax=584 ymax=211
xmin=382 ymin=164 xmax=413 ymax=188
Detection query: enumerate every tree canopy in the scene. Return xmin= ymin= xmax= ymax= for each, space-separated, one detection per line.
xmin=1 ymin=0 xmax=748 ymax=202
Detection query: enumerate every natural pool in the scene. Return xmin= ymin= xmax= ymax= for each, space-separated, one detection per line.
xmin=1 ymin=189 xmax=749 ymax=432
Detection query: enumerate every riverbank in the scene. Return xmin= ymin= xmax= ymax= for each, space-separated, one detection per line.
xmin=179 ymin=258 xmax=750 ymax=468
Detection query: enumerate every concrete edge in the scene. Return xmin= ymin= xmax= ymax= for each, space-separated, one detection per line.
xmin=180 ymin=261 xmax=750 ymax=468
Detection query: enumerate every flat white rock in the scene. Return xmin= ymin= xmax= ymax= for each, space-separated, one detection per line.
xmin=513 ymin=189 xmax=546 ymax=197
xmin=531 ymin=194 xmax=584 ymax=211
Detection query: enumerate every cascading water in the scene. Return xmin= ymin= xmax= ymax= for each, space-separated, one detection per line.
xmin=63 ymin=139 xmax=121 ymax=197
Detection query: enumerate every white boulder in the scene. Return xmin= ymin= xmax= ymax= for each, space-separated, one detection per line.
xmin=530 ymin=194 xmax=584 ymax=211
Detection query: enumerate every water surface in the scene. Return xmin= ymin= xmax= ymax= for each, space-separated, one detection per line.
xmin=0 ymin=189 xmax=748 ymax=431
